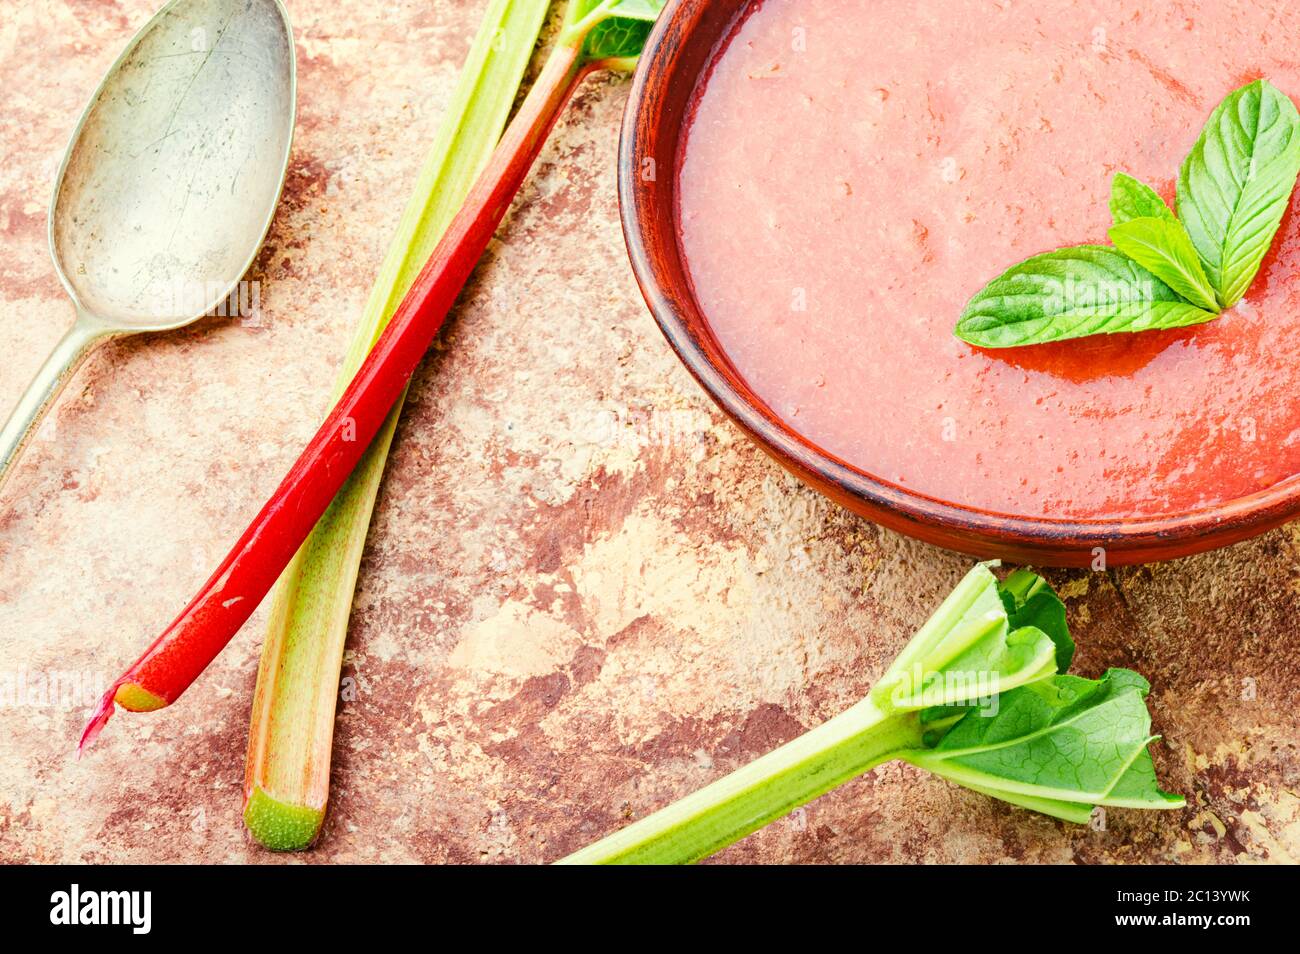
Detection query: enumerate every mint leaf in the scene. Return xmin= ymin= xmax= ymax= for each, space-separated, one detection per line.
xmin=1109 ymin=216 xmax=1220 ymax=311
xmin=954 ymin=84 xmax=1300 ymax=347
xmin=1111 ymin=172 xmax=1176 ymax=225
xmin=955 ymin=246 xmax=1217 ymax=348
xmin=1107 ymin=174 xmax=1218 ymax=310
xmin=907 ymin=669 xmax=1182 ymax=811
xmin=1178 ymin=78 xmax=1300 ymax=308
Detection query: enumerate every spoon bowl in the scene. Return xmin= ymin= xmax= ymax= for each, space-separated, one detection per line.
xmin=0 ymin=0 xmax=295 ymax=494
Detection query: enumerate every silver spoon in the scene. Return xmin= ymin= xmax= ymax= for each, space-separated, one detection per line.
xmin=0 ymin=0 xmax=295 ymax=498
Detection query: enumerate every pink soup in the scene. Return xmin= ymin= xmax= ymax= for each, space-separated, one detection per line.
xmin=678 ymin=0 xmax=1300 ymax=519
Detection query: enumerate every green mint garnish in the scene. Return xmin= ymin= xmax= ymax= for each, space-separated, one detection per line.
xmin=955 ymin=246 xmax=1216 ymax=348
xmin=956 ymin=79 xmax=1300 ymax=348
xmin=1110 ymin=172 xmax=1176 ymax=225
xmin=1108 ymin=215 xmax=1219 ymax=312
xmin=1179 ymin=79 xmax=1300 ymax=309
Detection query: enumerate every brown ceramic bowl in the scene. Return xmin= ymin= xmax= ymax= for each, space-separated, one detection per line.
xmin=617 ymin=0 xmax=1300 ymax=568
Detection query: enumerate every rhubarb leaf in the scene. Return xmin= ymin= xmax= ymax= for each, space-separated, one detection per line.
xmin=999 ymin=567 xmax=1073 ymax=672
xmin=908 ymin=669 xmax=1183 ymax=811
xmin=1110 ymin=172 xmax=1176 ymax=225
xmin=1108 ymin=215 xmax=1220 ymax=312
xmin=954 ymin=245 xmax=1217 ymax=348
xmin=1178 ymin=78 xmax=1300 ymax=308
xmin=560 ymin=568 xmax=1184 ymax=865
xmin=871 ymin=565 xmax=1058 ymax=712
xmin=565 ymin=0 xmax=665 ymax=64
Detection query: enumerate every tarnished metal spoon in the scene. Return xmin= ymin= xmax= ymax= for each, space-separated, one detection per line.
xmin=0 ymin=0 xmax=295 ymax=498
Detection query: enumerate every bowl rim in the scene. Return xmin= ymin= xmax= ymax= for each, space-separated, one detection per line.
xmin=616 ymin=0 xmax=1300 ymax=561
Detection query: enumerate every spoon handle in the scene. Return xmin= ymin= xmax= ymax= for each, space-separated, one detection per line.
xmin=0 ymin=315 xmax=111 ymax=500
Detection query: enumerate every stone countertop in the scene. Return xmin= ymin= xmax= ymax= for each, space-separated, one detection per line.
xmin=0 ymin=0 xmax=1296 ymax=865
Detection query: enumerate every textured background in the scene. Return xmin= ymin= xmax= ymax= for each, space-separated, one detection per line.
xmin=0 ymin=0 xmax=1297 ymax=864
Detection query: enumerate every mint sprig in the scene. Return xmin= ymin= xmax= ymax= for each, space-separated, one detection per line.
xmin=956 ymin=79 xmax=1300 ymax=349
xmin=1108 ymin=173 xmax=1219 ymax=311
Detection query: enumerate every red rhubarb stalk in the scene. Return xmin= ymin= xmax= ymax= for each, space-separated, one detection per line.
xmin=80 ymin=41 xmax=593 ymax=750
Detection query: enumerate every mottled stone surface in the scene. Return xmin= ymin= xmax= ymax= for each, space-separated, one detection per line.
xmin=0 ymin=0 xmax=1297 ymax=865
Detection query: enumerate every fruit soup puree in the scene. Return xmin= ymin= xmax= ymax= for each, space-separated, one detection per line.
xmin=678 ymin=0 xmax=1300 ymax=518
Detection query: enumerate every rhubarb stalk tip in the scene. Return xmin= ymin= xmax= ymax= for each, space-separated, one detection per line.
xmin=77 ymin=689 xmax=117 ymax=756
xmin=243 ymin=784 xmax=325 ymax=851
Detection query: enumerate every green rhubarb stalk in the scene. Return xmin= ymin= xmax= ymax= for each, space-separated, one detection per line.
xmin=242 ymin=0 xmax=552 ymax=851
xmin=243 ymin=0 xmax=669 ymax=854
xmin=558 ymin=565 xmax=1184 ymax=865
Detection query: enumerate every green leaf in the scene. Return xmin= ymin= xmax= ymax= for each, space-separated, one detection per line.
xmin=947 ymin=780 xmax=1094 ymax=824
xmin=565 ymin=0 xmax=666 ymax=64
xmin=874 ymin=564 xmax=1006 ymax=686
xmin=1110 ymin=172 xmax=1176 ymax=225
xmin=908 ymin=669 xmax=1184 ymax=811
xmin=955 ymin=245 xmax=1217 ymax=348
xmin=871 ymin=565 xmax=1057 ymax=712
xmin=1103 ymin=740 xmax=1188 ymax=810
xmin=999 ymin=569 xmax=1074 ymax=673
xmin=1109 ymin=216 xmax=1220 ymax=312
xmin=559 ymin=570 xmax=1183 ymax=865
xmin=1177 ymin=78 xmax=1300 ymax=308
xmin=584 ymin=17 xmax=655 ymax=60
